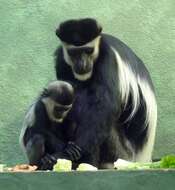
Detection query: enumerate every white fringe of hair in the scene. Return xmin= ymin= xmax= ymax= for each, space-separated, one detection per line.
xmin=73 ymin=71 xmax=93 ymax=81
xmin=111 ymin=47 xmax=157 ymax=124
xmin=111 ymin=47 xmax=157 ymax=162
xmin=19 ymin=102 xmax=36 ymax=156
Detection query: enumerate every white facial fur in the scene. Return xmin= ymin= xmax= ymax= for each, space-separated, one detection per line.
xmin=47 ymin=80 xmax=74 ymax=94
xmin=42 ymin=98 xmax=72 ymax=123
xmin=19 ymin=102 xmax=36 ymax=155
xmin=62 ymin=36 xmax=101 ymax=81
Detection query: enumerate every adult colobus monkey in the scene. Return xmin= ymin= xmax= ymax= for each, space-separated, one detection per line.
xmin=54 ymin=18 xmax=157 ymax=169
xmin=19 ymin=81 xmax=82 ymax=170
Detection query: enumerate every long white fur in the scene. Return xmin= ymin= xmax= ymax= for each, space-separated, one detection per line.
xmin=19 ymin=101 xmax=36 ymax=154
xmin=111 ymin=47 xmax=157 ymax=162
xmin=111 ymin=47 xmax=140 ymax=120
xmin=42 ymin=98 xmax=72 ymax=123
xmin=136 ymin=79 xmax=157 ymax=162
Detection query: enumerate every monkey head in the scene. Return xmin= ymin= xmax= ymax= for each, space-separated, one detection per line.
xmin=42 ymin=81 xmax=74 ymax=123
xmin=56 ymin=18 xmax=102 ymax=81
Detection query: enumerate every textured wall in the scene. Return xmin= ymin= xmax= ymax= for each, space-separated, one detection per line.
xmin=0 ymin=0 xmax=174 ymax=165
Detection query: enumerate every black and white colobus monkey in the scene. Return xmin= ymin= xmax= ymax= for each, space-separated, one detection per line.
xmin=19 ymin=81 xmax=82 ymax=170
xmin=54 ymin=18 xmax=157 ymax=169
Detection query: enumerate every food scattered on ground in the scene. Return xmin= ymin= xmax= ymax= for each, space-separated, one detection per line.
xmin=53 ymin=159 xmax=72 ymax=172
xmin=114 ymin=155 xmax=175 ymax=170
xmin=8 ymin=164 xmax=38 ymax=172
xmin=77 ymin=163 xmax=97 ymax=171
xmin=53 ymin=159 xmax=97 ymax=172
xmin=0 ymin=164 xmax=5 ymax=172
xmin=160 ymin=155 xmax=175 ymax=168
xmin=1 ymin=155 xmax=175 ymax=172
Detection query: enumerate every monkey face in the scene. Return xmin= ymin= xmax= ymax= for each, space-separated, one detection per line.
xmin=42 ymin=81 xmax=74 ymax=123
xmin=42 ymin=97 xmax=72 ymax=123
xmin=62 ymin=36 xmax=101 ymax=81
xmin=56 ymin=18 xmax=102 ymax=81
xmin=68 ymin=47 xmax=94 ymax=75
xmin=53 ymin=104 xmax=72 ymax=121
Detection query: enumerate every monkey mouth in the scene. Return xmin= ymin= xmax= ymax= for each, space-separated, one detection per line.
xmin=73 ymin=70 xmax=92 ymax=81
xmin=53 ymin=118 xmax=64 ymax=123
xmin=53 ymin=111 xmax=63 ymax=118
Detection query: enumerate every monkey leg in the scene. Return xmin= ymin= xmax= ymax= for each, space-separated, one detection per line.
xmin=25 ymin=134 xmax=45 ymax=167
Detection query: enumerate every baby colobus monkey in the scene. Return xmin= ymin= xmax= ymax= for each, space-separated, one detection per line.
xmin=19 ymin=81 xmax=82 ymax=170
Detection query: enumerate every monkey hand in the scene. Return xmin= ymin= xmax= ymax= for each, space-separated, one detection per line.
xmin=64 ymin=141 xmax=82 ymax=161
xmin=40 ymin=154 xmax=57 ymax=170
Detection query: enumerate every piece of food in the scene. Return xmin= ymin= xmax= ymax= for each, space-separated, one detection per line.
xmin=114 ymin=159 xmax=162 ymax=170
xmin=114 ymin=155 xmax=175 ymax=170
xmin=0 ymin=164 xmax=5 ymax=172
xmin=53 ymin=159 xmax=72 ymax=172
xmin=8 ymin=164 xmax=37 ymax=172
xmin=77 ymin=163 xmax=98 ymax=171
xmin=160 ymin=155 xmax=175 ymax=168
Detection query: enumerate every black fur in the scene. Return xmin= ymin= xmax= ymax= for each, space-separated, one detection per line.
xmin=41 ymin=83 xmax=74 ymax=105
xmin=23 ymin=100 xmax=66 ymax=170
xmin=20 ymin=81 xmax=82 ymax=170
xmin=54 ymin=19 xmax=156 ymax=168
xmin=56 ymin=18 xmax=102 ymax=46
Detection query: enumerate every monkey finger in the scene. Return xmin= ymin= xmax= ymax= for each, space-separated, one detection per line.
xmin=65 ymin=147 xmax=81 ymax=161
xmin=68 ymin=142 xmax=82 ymax=152
xmin=47 ymin=154 xmax=57 ymax=165
xmin=40 ymin=163 xmax=52 ymax=171
xmin=40 ymin=157 xmax=54 ymax=170
xmin=65 ymin=148 xmax=76 ymax=160
xmin=69 ymin=147 xmax=81 ymax=160
xmin=40 ymin=162 xmax=49 ymax=170
xmin=44 ymin=154 xmax=57 ymax=165
xmin=41 ymin=156 xmax=51 ymax=166
xmin=66 ymin=142 xmax=82 ymax=159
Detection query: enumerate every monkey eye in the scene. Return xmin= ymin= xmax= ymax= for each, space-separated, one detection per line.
xmin=67 ymin=49 xmax=79 ymax=57
xmin=67 ymin=47 xmax=94 ymax=56
xmin=54 ymin=105 xmax=71 ymax=112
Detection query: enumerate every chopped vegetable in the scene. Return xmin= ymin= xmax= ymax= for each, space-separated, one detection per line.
xmin=53 ymin=160 xmax=97 ymax=172
xmin=160 ymin=155 xmax=175 ymax=168
xmin=114 ymin=155 xmax=175 ymax=170
xmin=53 ymin=159 xmax=72 ymax=172
xmin=77 ymin=163 xmax=97 ymax=171
xmin=0 ymin=164 xmax=5 ymax=172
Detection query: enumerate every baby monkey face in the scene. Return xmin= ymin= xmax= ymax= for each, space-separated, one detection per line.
xmin=53 ymin=103 xmax=72 ymax=120
xmin=42 ymin=80 xmax=74 ymax=123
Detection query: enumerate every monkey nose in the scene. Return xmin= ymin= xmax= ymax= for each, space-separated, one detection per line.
xmin=74 ymin=61 xmax=92 ymax=75
xmin=53 ymin=109 xmax=63 ymax=119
